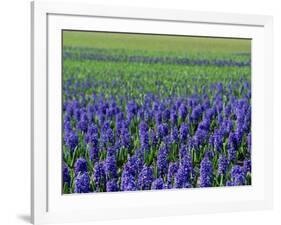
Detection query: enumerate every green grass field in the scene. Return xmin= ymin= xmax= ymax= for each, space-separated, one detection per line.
xmin=63 ymin=31 xmax=251 ymax=54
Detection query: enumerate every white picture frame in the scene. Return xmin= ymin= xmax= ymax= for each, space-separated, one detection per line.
xmin=31 ymin=1 xmax=273 ymax=224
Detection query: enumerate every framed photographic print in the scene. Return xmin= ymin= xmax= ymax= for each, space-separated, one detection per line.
xmin=31 ymin=1 xmax=273 ymax=224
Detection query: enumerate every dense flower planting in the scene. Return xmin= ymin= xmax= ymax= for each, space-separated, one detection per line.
xmin=62 ymin=33 xmax=251 ymax=194
xmin=62 ymin=77 xmax=251 ymax=193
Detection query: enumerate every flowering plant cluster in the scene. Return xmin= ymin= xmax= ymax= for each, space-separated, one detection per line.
xmin=62 ymin=77 xmax=251 ymax=193
xmin=62 ymin=33 xmax=251 ymax=194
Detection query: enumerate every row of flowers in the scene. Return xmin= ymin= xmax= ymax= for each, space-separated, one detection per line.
xmin=62 ymin=78 xmax=251 ymax=193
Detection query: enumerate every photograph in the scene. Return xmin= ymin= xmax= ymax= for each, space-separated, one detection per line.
xmin=62 ymin=30 xmax=252 ymax=194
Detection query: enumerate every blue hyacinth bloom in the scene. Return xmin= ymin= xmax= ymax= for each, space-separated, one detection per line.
xmin=179 ymin=103 xmax=188 ymax=120
xmin=157 ymin=146 xmax=168 ymax=177
xmin=191 ymin=104 xmax=203 ymax=122
xmin=74 ymin=172 xmax=91 ymax=193
xmin=217 ymin=155 xmax=228 ymax=175
xmin=74 ymin=157 xmax=88 ymax=176
xmin=149 ymin=130 xmax=158 ymax=147
xmin=105 ymin=155 xmax=118 ymax=179
xmin=138 ymin=166 xmax=154 ymax=190
xmin=179 ymin=144 xmax=188 ymax=160
xmin=123 ymin=156 xmax=139 ymax=177
xmin=180 ymin=123 xmax=189 ymax=142
xmin=243 ymin=159 xmax=251 ymax=174
xmin=171 ymin=127 xmax=179 ymax=143
xmin=106 ymin=179 xmax=119 ymax=192
xmin=199 ymin=156 xmax=213 ymax=187
xmin=93 ymin=162 xmax=106 ymax=192
xmin=121 ymin=128 xmax=131 ymax=149
xmin=121 ymin=170 xmax=137 ymax=191
xmin=230 ymin=165 xmax=246 ymax=186
xmin=175 ymin=154 xmax=193 ymax=188
xmin=170 ymin=110 xmax=178 ymax=125
xmin=163 ymin=109 xmax=170 ymax=122
xmin=157 ymin=123 xmax=169 ymax=139
xmin=167 ymin=163 xmax=179 ymax=188
xmin=139 ymin=122 xmax=149 ymax=150
xmin=77 ymin=112 xmax=88 ymax=133
xmin=194 ymin=128 xmax=208 ymax=148
xmin=213 ymin=132 xmax=223 ymax=152
xmin=151 ymin=178 xmax=165 ymax=190
xmin=89 ymin=146 xmax=99 ymax=163
xmin=65 ymin=130 xmax=78 ymax=152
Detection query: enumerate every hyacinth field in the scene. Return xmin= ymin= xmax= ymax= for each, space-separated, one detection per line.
xmin=62 ymin=31 xmax=251 ymax=194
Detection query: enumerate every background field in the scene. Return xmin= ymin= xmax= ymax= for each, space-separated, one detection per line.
xmin=63 ymin=31 xmax=251 ymax=98
xmin=63 ymin=31 xmax=251 ymax=53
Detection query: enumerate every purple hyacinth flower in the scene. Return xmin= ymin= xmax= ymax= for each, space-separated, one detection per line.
xmin=73 ymin=108 xmax=81 ymax=121
xmin=191 ymin=104 xmax=203 ymax=123
xmin=121 ymin=170 xmax=137 ymax=191
xmin=93 ymin=162 xmax=106 ymax=192
xmin=199 ymin=156 xmax=213 ymax=187
xmin=74 ymin=158 xmax=88 ymax=176
xmin=170 ymin=110 xmax=178 ymax=125
xmin=198 ymin=117 xmax=211 ymax=131
xmin=139 ymin=122 xmax=149 ymax=150
xmin=126 ymin=100 xmax=138 ymax=121
xmin=171 ymin=127 xmax=179 ymax=143
xmin=144 ymin=109 xmax=153 ymax=122
xmin=180 ymin=123 xmax=189 ymax=142
xmin=106 ymin=179 xmax=119 ymax=192
xmin=167 ymin=162 xmax=179 ymax=188
xmin=226 ymin=181 xmax=233 ymax=186
xmin=87 ymin=123 xmax=98 ymax=136
xmin=89 ymin=146 xmax=99 ymax=163
xmin=87 ymin=133 xmax=98 ymax=147
xmin=230 ymin=165 xmax=246 ymax=186
xmin=163 ymin=109 xmax=170 ymax=122
xmin=106 ymin=128 xmax=115 ymax=145
xmin=157 ymin=146 xmax=168 ymax=176
xmin=64 ymin=120 xmax=72 ymax=133
xmin=217 ymin=155 xmax=229 ymax=175
xmin=174 ymin=154 xmax=193 ymax=188
xmin=65 ymin=130 xmax=78 ymax=152
xmin=179 ymin=103 xmax=188 ymax=120
xmin=228 ymin=132 xmax=238 ymax=149
xmin=227 ymin=145 xmax=237 ymax=162
xmin=243 ymin=159 xmax=251 ymax=174
xmin=121 ymin=128 xmax=131 ymax=149
xmin=123 ymin=156 xmax=139 ymax=177
xmin=155 ymin=111 xmax=162 ymax=125
xmin=151 ymin=178 xmax=165 ymax=190
xmin=194 ymin=128 xmax=208 ymax=148
xmin=77 ymin=112 xmax=88 ymax=133
xmin=157 ymin=123 xmax=169 ymax=139
xmin=138 ymin=166 xmax=154 ymax=190
xmin=149 ymin=130 xmax=158 ymax=147
xmin=213 ymin=132 xmax=223 ymax=152
xmin=105 ymin=155 xmax=118 ymax=179
xmin=115 ymin=112 xmax=124 ymax=135
xmin=107 ymin=146 xmax=116 ymax=157
xmin=139 ymin=121 xmax=149 ymax=133
xmin=179 ymin=144 xmax=188 ymax=160
xmin=74 ymin=172 xmax=90 ymax=193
